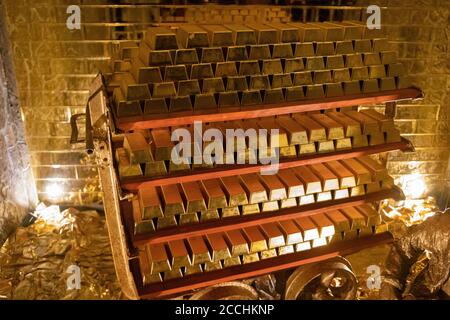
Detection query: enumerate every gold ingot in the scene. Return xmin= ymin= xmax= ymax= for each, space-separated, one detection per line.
xmin=298 ymin=143 xmax=316 ymax=155
xmin=278 ymin=245 xmax=295 ymax=255
xmin=357 ymin=204 xmax=382 ymax=226
xmin=184 ymin=264 xmax=203 ymax=276
xmin=240 ymin=90 xmax=262 ymax=106
xmin=396 ymin=76 xmax=411 ymax=89
xmin=292 ymin=71 xmax=313 ymax=86
xmin=248 ymin=44 xmax=271 ymax=60
xmin=289 ymin=22 xmax=325 ymax=42
xmin=350 ymin=185 xmax=365 ymax=197
xmin=335 ymin=41 xmax=354 ymax=54
xmin=215 ymin=62 xmax=238 ymax=77
xmin=374 ymin=223 xmax=389 ymax=234
xmin=352 ymin=135 xmax=369 ymax=147
xmin=343 ymin=80 xmax=361 ymax=95
xmin=188 ymin=237 xmax=212 ymax=265
xmin=326 ymin=210 xmax=351 ymax=233
xmin=113 ymin=89 xmax=142 ymax=118
xmin=157 ymin=216 xmax=178 ymax=229
xmin=379 ymin=77 xmax=397 ymax=91
xmin=345 ymin=54 xmax=364 ymax=68
xmin=313 ymin=70 xmax=332 ymax=84
xmin=263 ymin=88 xmax=284 ymax=104
xmin=341 ymin=207 xmax=367 ymax=230
xmin=386 ymin=129 xmax=401 ymax=143
xmin=260 ymin=249 xmax=277 ymax=260
xmin=310 ymin=114 xmax=344 ymax=140
xmin=327 ymin=111 xmax=361 ymax=137
xmin=226 ymin=76 xmax=248 ymax=91
xmin=152 ymin=82 xmax=176 ymax=98
xmin=120 ymin=73 xmax=151 ymax=101
xmin=335 ymin=138 xmax=352 ymax=150
xmin=363 ymin=52 xmax=381 ymax=66
xmin=242 ymin=204 xmax=260 ymax=215
xmin=247 ymin=22 xmax=278 ymax=44
xmin=351 ymin=67 xmax=369 ymax=80
xmin=147 ymin=244 xmax=171 ymax=273
xmin=177 ymin=24 xmax=209 ymax=48
xmin=144 ymin=98 xmax=168 ymax=114
xmin=343 ymin=230 xmax=358 ymax=240
xmin=135 ymin=220 xmax=155 ymax=235
xmin=142 ymin=273 xmax=162 ymax=285
xmin=366 ymin=181 xmax=381 ymax=193
xmin=177 ymin=79 xmax=201 ymax=96
xmin=221 ymin=206 xmax=241 ymax=218
xmin=332 ymin=68 xmax=351 ymax=82
xmin=359 ymin=226 xmax=374 ymax=238
xmin=372 ymin=38 xmax=389 ymax=51
xmin=200 ymin=47 xmax=224 ymax=63
xmin=261 ymin=201 xmax=279 ymax=212
xmin=218 ymin=91 xmax=240 ymax=107
xmin=293 ymin=114 xmax=326 ymax=142
xmin=207 ymin=234 xmax=231 ymax=261
xmin=194 ymin=93 xmax=217 ymax=110
xmin=139 ymin=45 xmax=172 ymax=66
xmin=243 ymin=253 xmax=260 ymax=264
xmin=117 ymin=148 xmax=143 ymax=178
xmin=380 ymin=51 xmax=397 ymax=65
xmin=238 ymin=60 xmax=260 ymax=76
xmin=281 ymin=198 xmax=297 ymax=209
xmin=296 ymin=217 xmax=320 ymax=241
xmin=317 ymin=140 xmax=335 ymax=153
xmin=179 ymin=213 xmax=199 ymax=225
xmin=369 ymin=131 xmax=385 ymax=146
xmin=223 ymin=256 xmax=241 ymax=268
xmin=202 ymin=77 xmax=225 ymax=93
xmin=190 ymin=63 xmax=214 ymax=79
xmin=266 ymin=22 xmax=299 ymax=42
xmin=369 ymin=65 xmax=386 ymax=79
xmin=225 ymin=24 xmax=257 ymax=45
xmin=276 ymin=116 xmax=308 ymax=145
xmin=169 ymin=161 xmax=191 ymax=174
xmin=271 ymin=43 xmax=293 ymax=58
xmin=144 ymin=27 xmax=178 ymax=50
xmin=284 ymin=86 xmax=304 ymax=101
xmin=306 ymin=84 xmax=325 ymax=98
xmin=299 ymin=194 xmax=315 ymax=205
xmin=202 ymin=25 xmax=233 ymax=46
xmin=293 ymin=42 xmax=315 ymax=57
xmin=174 ymin=49 xmax=199 ymax=64
xmin=164 ymin=65 xmax=188 ymax=82
xmin=295 ymin=242 xmax=312 ymax=252
xmin=315 ymin=42 xmax=335 ymax=55
xmin=204 ymin=261 xmax=222 ymax=272
xmin=169 ymin=96 xmax=192 ymax=112
xmin=325 ymin=83 xmax=344 ymax=97
xmin=130 ymin=60 xmax=162 ymax=84
xmin=336 ymin=21 xmax=364 ymax=39
xmin=333 ymin=188 xmax=349 ymax=200
xmin=326 ymin=55 xmax=345 ymax=69
xmin=280 ymin=146 xmax=297 ymax=158
xmin=123 ymin=132 xmax=152 ymax=164
xmin=354 ymin=39 xmax=372 ymax=52
xmin=144 ymin=161 xmax=167 ymax=177
xmin=226 ymin=46 xmax=248 ymax=61
xmin=305 ymin=57 xmax=325 ymax=70
xmin=262 ymin=59 xmax=283 ymax=75
xmin=164 ymin=269 xmax=183 ymax=281
xmin=316 ymin=191 xmax=332 ymax=202
xmin=249 ymin=75 xmax=270 ymax=90
xmin=312 ymin=238 xmax=328 ymax=248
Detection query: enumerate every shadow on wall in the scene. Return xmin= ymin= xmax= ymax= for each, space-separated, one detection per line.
xmin=0 ymin=3 xmax=38 ymax=246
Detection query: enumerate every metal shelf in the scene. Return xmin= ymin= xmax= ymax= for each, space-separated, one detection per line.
xmin=115 ymin=87 xmax=423 ymax=131
xmin=132 ymin=186 xmax=404 ymax=247
xmin=136 ymin=232 xmax=393 ymax=299
xmin=120 ymin=137 xmax=414 ymax=191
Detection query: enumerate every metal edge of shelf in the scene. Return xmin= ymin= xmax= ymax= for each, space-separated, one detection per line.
xmin=137 ymin=232 xmax=394 ymax=299
xmin=115 ymin=87 xmax=423 ymax=131
xmin=132 ymin=186 xmax=404 ymax=247
xmin=120 ymin=137 xmax=414 ymax=191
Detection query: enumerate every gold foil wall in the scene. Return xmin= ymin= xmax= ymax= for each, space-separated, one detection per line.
xmin=2 ymin=0 xmax=449 ymax=205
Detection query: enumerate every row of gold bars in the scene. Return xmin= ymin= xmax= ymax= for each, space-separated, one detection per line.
xmin=132 ymin=155 xmax=393 ymax=233
xmin=138 ymin=203 xmax=387 ymax=284
xmin=117 ymin=108 xmax=401 ymax=179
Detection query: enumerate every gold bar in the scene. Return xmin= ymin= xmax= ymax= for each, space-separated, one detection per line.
xmin=161 ymin=184 xmax=184 ymax=216
xmin=285 ymin=86 xmax=305 ymax=102
xmin=354 ymin=39 xmax=372 ymax=52
xmin=200 ymin=47 xmax=224 ymax=63
xmin=309 ymin=163 xmax=340 ymax=191
xmin=316 ymin=191 xmax=332 ymax=202
xmin=116 ymin=147 xmax=143 ymax=178
xmin=200 ymin=209 xmax=220 ymax=222
xmin=261 ymin=201 xmax=279 ymax=212
xmin=139 ymin=44 xmax=172 ymax=66
xmin=272 ymin=44 xmax=294 ymax=59
xmin=246 ymin=22 xmax=278 ymax=44
xmin=317 ymin=140 xmax=335 ymax=153
xmin=223 ymin=256 xmax=241 ymax=268
xmin=326 ymin=210 xmax=351 ymax=232
xmin=239 ymin=173 xmax=268 ymax=204
xmin=131 ymin=59 xmax=162 ymax=84
xmin=243 ymin=253 xmax=260 ymax=264
xmin=247 ymin=44 xmax=271 ymax=60
xmin=226 ymin=46 xmax=248 ymax=61
xmin=350 ymin=185 xmax=365 ymax=197
xmin=179 ymin=213 xmax=199 ymax=226
xmin=278 ymin=220 xmax=303 ymax=245
xmin=315 ymin=42 xmax=335 ymax=55
xmin=293 ymin=42 xmax=315 ymax=57
xmin=218 ymin=91 xmax=240 ymax=107
xmin=263 ymin=88 xmax=285 ymax=104
xmin=206 ymin=233 xmax=231 ymax=261
xmin=242 ymin=203 xmax=261 ymax=215
xmin=271 ymin=74 xmax=293 ymax=88
xmin=334 ymin=188 xmax=350 ymax=200
xmin=201 ymin=179 xmax=227 ymax=209
xmin=221 ymin=206 xmax=240 ymax=218
xmin=225 ymin=24 xmax=257 ymax=45
xmin=340 ymin=207 xmax=367 ymax=230
xmin=204 ymin=261 xmax=222 ymax=272
xmin=177 ymin=24 xmax=209 ymax=48
xmin=202 ymin=77 xmax=225 ymax=93
xmin=281 ymin=198 xmax=297 ymax=209
xmin=284 ymin=58 xmax=304 ymax=73
xmin=292 ymin=114 xmax=326 ymax=142
xmin=156 ymin=216 xmax=177 ymax=229
xmin=260 ymin=223 xmax=286 ymax=248
xmin=226 ymin=75 xmax=248 ymax=91
xmin=295 ymin=217 xmax=319 ymax=241
xmin=144 ymin=27 xmax=178 ymax=50
xmin=310 ymin=213 xmax=336 ymax=238
xmin=187 ymin=236 xmax=212 ymax=264
xmin=266 ymin=22 xmax=299 ymax=42
xmin=260 ymin=249 xmax=277 ymax=260
xmin=326 ymin=55 xmax=345 ymax=69
xmin=341 ymin=158 xmax=372 ymax=185
xmin=202 ymin=25 xmax=234 ymax=46
xmin=225 ymin=230 xmax=250 ymax=256
xmin=380 ymin=51 xmax=397 ymax=64
xmin=150 ymin=129 xmax=173 ymax=161
xmin=310 ymin=114 xmax=345 ymax=140
xmin=343 ymin=80 xmax=361 ymax=95
xmin=293 ymin=166 xmax=322 ymax=194
xmin=249 ymin=75 xmax=270 ymax=90
xmin=379 ymin=77 xmax=397 ymax=91
xmin=123 ymin=132 xmax=151 ymax=164
xmin=295 ymin=241 xmax=312 ymax=252
xmin=164 ymin=269 xmax=183 ymax=280
xmin=238 ymin=60 xmax=260 ymax=76
xmin=139 ymin=253 xmax=162 ymax=285
xmin=325 ymin=160 xmax=356 ymax=188
xmin=360 ymin=109 xmax=395 ymax=132
xmin=366 ymin=181 xmax=381 ymax=193
xmin=345 ymin=53 xmax=364 ymax=67
xmin=152 ymin=82 xmax=176 ymax=98
xmin=299 ymin=194 xmax=315 ymax=205
xmin=325 ymin=83 xmax=344 ymax=97
xmin=175 ymin=48 xmax=199 ymax=64
xmin=241 ymin=90 xmax=262 ymax=106
xmin=312 ymin=237 xmax=328 ymax=248
xmin=132 ymin=199 xmax=155 ymax=235
xmin=326 ymin=111 xmax=362 ymax=137
xmin=362 ymin=79 xmax=379 ymax=93
xmin=181 ymin=181 xmax=207 ymax=213
xmin=177 ymin=79 xmax=201 ymax=96
xmin=310 ymin=22 xmax=345 ymax=41
xmin=168 ymin=239 xmax=191 ymax=268
xmin=184 ymin=264 xmax=203 ymax=276
xmin=261 ymin=59 xmax=283 ymax=74
xmin=243 ymin=226 xmax=268 ymax=253
xmin=331 ymin=21 xmax=364 ymax=40
xmin=372 ymin=38 xmax=389 ymax=51
xmin=351 ymin=66 xmax=369 ymax=80
xmin=259 ymin=174 xmax=287 ymax=201
xmin=305 ymin=57 xmax=325 ymax=70
xmin=343 ymin=111 xmax=380 ymax=136
xmin=190 ymin=63 xmax=214 ymax=79
xmin=313 ymin=70 xmax=333 ymax=84
xmin=332 ymin=68 xmax=351 ymax=82
xmin=138 ymin=186 xmax=163 ymax=220
xmin=363 ymin=52 xmax=381 ymax=66
xmin=356 ymin=204 xmax=382 ymax=226
xmin=164 ymin=65 xmax=188 ymax=82
xmin=169 ymin=95 xmax=192 ymax=112
xmin=113 ymin=89 xmax=142 ymax=118
xmin=278 ymin=245 xmax=295 ymax=255
xmin=292 ymin=71 xmax=313 ymax=86
xmin=215 ymin=61 xmax=238 ymax=77
xmin=298 ymin=143 xmax=316 ymax=155
xmin=288 ymin=22 xmax=326 ymax=42
xmin=277 ymin=168 xmax=305 ymax=198
xmin=147 ymin=244 xmax=171 ymax=273
xmin=193 ymin=93 xmax=216 ymax=110
xmin=357 ymin=156 xmax=389 ymax=181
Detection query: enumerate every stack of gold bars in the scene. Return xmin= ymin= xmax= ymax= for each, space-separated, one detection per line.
xmin=107 ymin=21 xmax=410 ymax=117
xmin=103 ymin=21 xmax=409 ymax=292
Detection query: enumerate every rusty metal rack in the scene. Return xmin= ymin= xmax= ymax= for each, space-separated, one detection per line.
xmin=78 ymin=74 xmax=422 ymax=299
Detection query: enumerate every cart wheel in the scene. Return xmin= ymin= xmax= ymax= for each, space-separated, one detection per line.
xmin=284 ymin=257 xmax=357 ymax=300
xmin=189 ymin=281 xmax=259 ymax=300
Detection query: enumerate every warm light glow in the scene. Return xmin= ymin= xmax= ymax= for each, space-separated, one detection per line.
xmin=45 ymin=183 xmax=64 ymax=198
xmin=400 ymin=173 xmax=426 ymax=199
